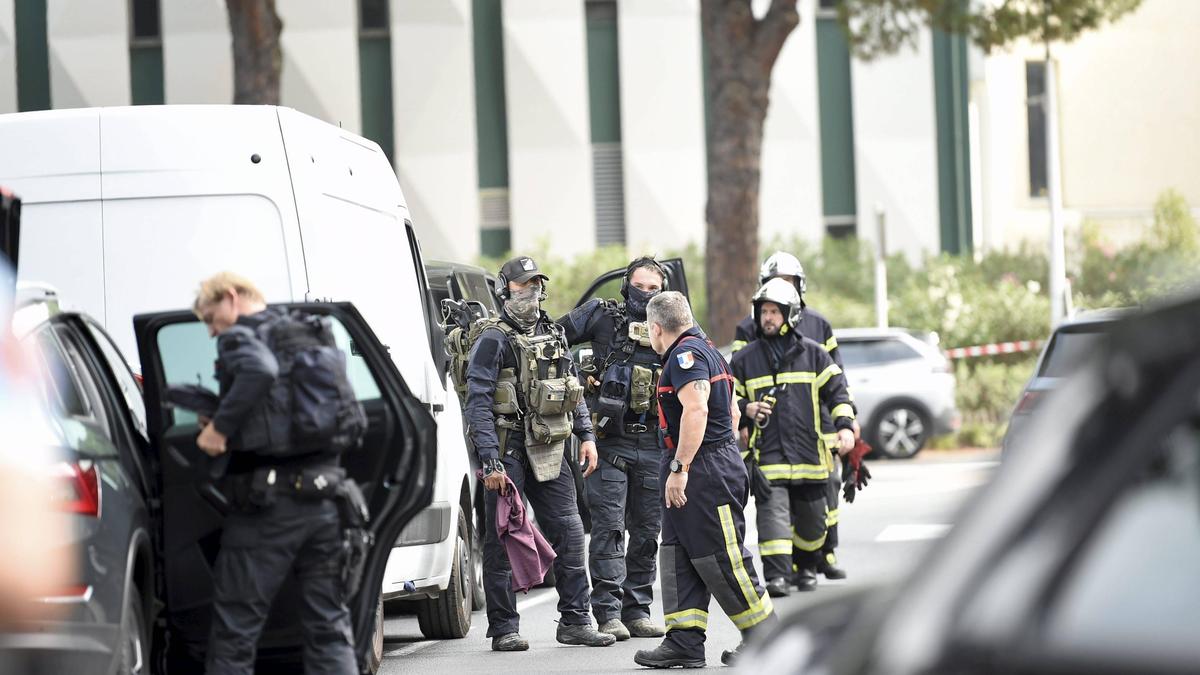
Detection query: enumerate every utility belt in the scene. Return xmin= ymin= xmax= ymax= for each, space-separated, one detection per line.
xmin=221 ymin=464 xmax=373 ymax=598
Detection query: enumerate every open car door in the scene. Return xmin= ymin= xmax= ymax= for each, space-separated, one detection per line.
xmin=573 ymin=257 xmax=690 ymax=309
xmin=133 ymin=302 xmax=436 ymax=673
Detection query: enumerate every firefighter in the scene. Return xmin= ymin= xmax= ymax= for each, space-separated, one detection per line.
xmin=730 ymin=278 xmax=856 ymax=596
xmin=633 ymin=292 xmax=776 ymax=669
xmin=731 ymin=251 xmax=855 ymax=581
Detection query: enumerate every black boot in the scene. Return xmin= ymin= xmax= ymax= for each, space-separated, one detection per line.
xmin=793 ymin=567 xmax=818 ymax=592
xmin=766 ymin=577 xmax=791 ymax=598
xmin=721 ymin=643 xmax=744 ymax=666
xmin=634 ymin=643 xmax=706 ymax=669
xmin=557 ymin=623 xmax=618 ymax=647
xmin=818 ymin=552 xmax=847 ymax=580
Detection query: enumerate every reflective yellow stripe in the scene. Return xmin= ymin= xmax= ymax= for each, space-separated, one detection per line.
xmin=744 ymin=375 xmax=775 ymax=393
xmin=730 ymin=340 xmax=748 ymax=353
xmin=718 ymin=504 xmax=773 ymax=629
xmin=730 ymin=592 xmax=775 ymax=630
xmin=760 ymin=463 xmax=830 ymax=482
xmin=815 ymin=363 xmax=843 ymax=389
xmin=758 ymin=539 xmax=793 ymax=557
xmin=824 ymin=336 xmax=838 ymax=352
xmin=739 ymin=449 xmax=750 ymax=461
xmin=792 ymin=526 xmax=828 ymax=552
xmin=734 ymin=379 xmax=747 ymax=397
xmin=775 ymin=371 xmax=815 ymax=385
xmin=826 ymin=508 xmax=840 ymax=527
xmin=831 ymin=403 xmax=855 ymax=420
xmin=822 ymin=433 xmax=839 ymax=445
xmin=665 ymin=608 xmax=709 ymax=630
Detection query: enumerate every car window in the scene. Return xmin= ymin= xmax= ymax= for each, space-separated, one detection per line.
xmin=838 ymin=338 xmax=922 ymax=367
xmin=1039 ymin=328 xmax=1105 ymax=378
xmin=454 ymin=271 xmax=497 ymax=312
xmin=31 ymin=327 xmax=87 ymax=419
xmin=85 ymin=320 xmax=148 ymax=440
xmin=29 ymin=325 xmax=120 ymax=457
xmin=155 ymin=313 xmax=383 ymax=426
xmin=1038 ymin=425 xmax=1200 ymax=665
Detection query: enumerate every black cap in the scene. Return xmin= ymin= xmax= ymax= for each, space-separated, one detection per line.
xmin=499 ymin=256 xmax=550 ymax=285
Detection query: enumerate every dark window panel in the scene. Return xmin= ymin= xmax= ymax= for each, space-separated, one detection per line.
xmin=131 ymin=0 xmax=161 ymax=40
xmin=1026 ymin=61 xmax=1048 ymax=198
xmin=360 ymin=0 xmax=389 ymax=32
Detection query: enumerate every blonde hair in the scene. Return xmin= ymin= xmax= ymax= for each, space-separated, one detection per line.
xmin=193 ymin=272 xmax=265 ymax=315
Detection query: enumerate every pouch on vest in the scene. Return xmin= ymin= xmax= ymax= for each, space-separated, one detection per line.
xmin=524 ymin=418 xmax=569 ymax=482
xmin=594 ymin=364 xmax=630 ymax=423
xmin=627 ymin=321 xmax=652 ymax=348
xmin=629 ymin=365 xmax=656 ymax=415
xmin=492 ymin=369 xmax=521 ymax=416
xmin=529 ymin=377 xmax=582 ymax=416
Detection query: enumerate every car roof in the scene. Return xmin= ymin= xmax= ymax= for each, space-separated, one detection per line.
xmin=12 ymin=282 xmax=64 ymax=338
xmin=1055 ymin=306 xmax=1136 ymax=330
xmin=426 ymin=260 xmax=491 ymax=278
xmin=834 ymin=327 xmax=929 ymax=341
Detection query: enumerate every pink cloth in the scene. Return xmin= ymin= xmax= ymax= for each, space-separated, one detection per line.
xmin=490 ymin=473 xmax=557 ymax=593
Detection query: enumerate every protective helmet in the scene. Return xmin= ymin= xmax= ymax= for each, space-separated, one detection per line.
xmin=752 ymin=277 xmax=802 ymax=334
xmin=759 ymin=251 xmax=807 ymax=296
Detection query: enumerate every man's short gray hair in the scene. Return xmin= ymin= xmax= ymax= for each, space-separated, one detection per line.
xmin=647 ymin=291 xmax=694 ymax=333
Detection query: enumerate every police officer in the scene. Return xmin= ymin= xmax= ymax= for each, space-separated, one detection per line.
xmin=560 ymin=256 xmax=669 ymax=642
xmin=193 ymin=272 xmax=357 ymax=675
xmin=464 ymin=256 xmax=616 ymax=652
xmin=730 ymin=279 xmax=856 ymax=596
xmin=731 ymin=251 xmax=855 ymax=581
xmin=633 ymin=292 xmax=777 ymax=669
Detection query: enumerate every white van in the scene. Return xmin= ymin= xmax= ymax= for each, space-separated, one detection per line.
xmin=0 ymin=105 xmax=481 ymax=644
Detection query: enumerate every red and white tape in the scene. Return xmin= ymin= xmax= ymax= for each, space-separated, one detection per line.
xmin=945 ymin=340 xmax=1041 ymax=360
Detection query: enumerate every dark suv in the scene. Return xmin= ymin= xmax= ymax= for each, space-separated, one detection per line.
xmin=5 ymin=285 xmax=156 ymax=674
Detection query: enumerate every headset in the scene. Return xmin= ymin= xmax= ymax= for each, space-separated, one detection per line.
xmin=620 ymin=256 xmax=670 ymax=300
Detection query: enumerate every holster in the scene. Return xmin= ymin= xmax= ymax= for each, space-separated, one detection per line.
xmin=745 ymin=456 xmax=773 ymax=503
xmin=335 ymin=479 xmax=373 ymax=598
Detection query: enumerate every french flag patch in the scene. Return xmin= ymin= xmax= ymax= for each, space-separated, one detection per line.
xmin=676 ymin=351 xmax=695 ymax=370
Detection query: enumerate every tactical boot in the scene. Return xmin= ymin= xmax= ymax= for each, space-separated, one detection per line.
xmin=626 ymin=618 xmax=667 ymax=638
xmin=720 ymin=643 xmax=744 ymax=666
xmin=634 ymin=643 xmax=706 ymax=669
xmin=557 ymin=623 xmax=618 ymax=647
xmin=599 ymin=618 xmax=631 ymax=641
xmin=491 ymin=633 xmax=530 ymax=652
xmin=766 ymin=577 xmax=791 ymax=598
xmin=818 ymin=552 xmax=847 ymax=580
xmin=794 ymin=568 xmax=818 ymax=592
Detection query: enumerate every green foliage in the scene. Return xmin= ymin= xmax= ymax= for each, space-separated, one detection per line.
xmin=837 ymin=0 xmax=1143 ymax=60
xmin=952 ymin=356 xmax=1037 ymax=448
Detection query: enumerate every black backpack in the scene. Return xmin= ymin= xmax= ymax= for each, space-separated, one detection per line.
xmin=257 ymin=310 xmax=368 ymax=455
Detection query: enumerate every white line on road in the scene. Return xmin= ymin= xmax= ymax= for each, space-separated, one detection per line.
xmin=875 ymin=524 xmax=952 ymax=542
xmin=383 ymin=588 xmax=558 ymax=659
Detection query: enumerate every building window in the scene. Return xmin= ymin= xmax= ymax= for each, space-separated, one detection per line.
xmin=933 ymin=28 xmax=973 ymax=254
xmin=1026 ymin=61 xmax=1048 ymax=198
xmin=816 ymin=4 xmax=858 ymax=235
xmin=358 ymin=0 xmax=394 ymax=162
xmin=15 ymin=0 xmax=51 ymax=111
xmin=129 ymin=0 xmax=164 ymax=105
xmin=474 ymin=0 xmax=511 ymax=257
xmin=586 ymin=0 xmax=626 ymax=247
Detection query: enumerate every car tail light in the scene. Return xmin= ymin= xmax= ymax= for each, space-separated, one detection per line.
xmin=48 ymin=460 xmax=100 ymax=517
xmin=1014 ymin=390 xmax=1043 ymax=415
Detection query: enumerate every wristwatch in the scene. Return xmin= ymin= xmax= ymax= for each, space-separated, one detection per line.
xmin=482 ymin=458 xmax=506 ymax=478
xmin=668 ymin=458 xmax=689 ymax=474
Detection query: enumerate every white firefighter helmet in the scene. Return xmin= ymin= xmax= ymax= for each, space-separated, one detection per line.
xmin=759 ymin=251 xmax=807 ymax=296
xmin=752 ymin=277 xmax=802 ymax=333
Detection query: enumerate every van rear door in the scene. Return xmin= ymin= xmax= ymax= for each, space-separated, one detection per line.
xmin=133 ymin=302 xmax=436 ymax=672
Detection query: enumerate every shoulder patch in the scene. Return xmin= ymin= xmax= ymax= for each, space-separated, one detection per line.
xmin=676 ymin=351 xmax=695 ymax=370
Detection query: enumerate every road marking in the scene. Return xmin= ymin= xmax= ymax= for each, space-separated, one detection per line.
xmin=875 ymin=524 xmax=951 ymax=542
xmin=517 ymin=587 xmax=559 ymax=612
xmin=386 ymin=639 xmax=437 ymax=658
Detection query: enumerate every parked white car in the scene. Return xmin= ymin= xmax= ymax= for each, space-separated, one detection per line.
xmin=0 ymin=105 xmax=481 ymax=663
xmin=835 ymin=328 xmax=960 ymax=459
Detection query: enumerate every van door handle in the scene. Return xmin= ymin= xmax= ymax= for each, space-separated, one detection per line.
xmin=429 ymin=403 xmax=445 ymax=413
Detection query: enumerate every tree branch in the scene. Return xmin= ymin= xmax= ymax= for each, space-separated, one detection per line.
xmin=755 ymin=0 xmax=800 ymax=69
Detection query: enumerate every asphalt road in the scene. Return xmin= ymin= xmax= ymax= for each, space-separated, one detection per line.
xmin=379 ymin=449 xmax=999 ymax=673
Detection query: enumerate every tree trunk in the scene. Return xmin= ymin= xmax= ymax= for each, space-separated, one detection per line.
xmin=701 ymin=0 xmax=798 ymax=344
xmin=226 ymin=0 xmax=283 ymax=105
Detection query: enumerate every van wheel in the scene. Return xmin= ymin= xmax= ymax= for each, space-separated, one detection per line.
xmin=416 ymin=511 xmax=472 ymax=639
xmin=870 ymin=403 xmax=930 ymax=459
xmin=471 ymin=499 xmax=487 ymax=610
xmin=117 ymin=585 xmax=149 ymax=674
xmin=367 ymin=595 xmax=385 ymax=673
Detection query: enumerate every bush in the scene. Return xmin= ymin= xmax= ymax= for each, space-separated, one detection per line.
xmin=950 ymin=357 xmax=1037 ymax=448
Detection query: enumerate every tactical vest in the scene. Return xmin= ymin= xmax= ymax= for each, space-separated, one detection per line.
xmin=588 ymin=302 xmax=662 ymax=437
xmin=447 ymin=317 xmax=584 ymax=482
